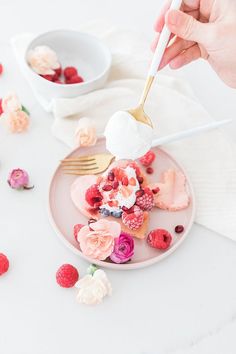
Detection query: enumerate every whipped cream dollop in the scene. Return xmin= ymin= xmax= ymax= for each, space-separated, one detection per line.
xmin=104 ymin=111 xmax=154 ymax=160
xmin=99 ymin=165 xmax=140 ymax=212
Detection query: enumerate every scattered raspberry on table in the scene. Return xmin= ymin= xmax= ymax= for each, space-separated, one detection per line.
xmin=0 ymin=253 xmax=9 ymax=276
xmin=0 ymin=63 xmax=3 ymax=76
xmin=56 ymin=264 xmax=79 ymax=288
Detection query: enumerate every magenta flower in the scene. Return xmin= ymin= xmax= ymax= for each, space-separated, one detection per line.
xmin=8 ymin=169 xmax=34 ymax=190
xmin=110 ymin=233 xmax=134 ymax=264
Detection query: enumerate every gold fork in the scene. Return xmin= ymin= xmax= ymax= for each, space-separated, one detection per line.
xmin=61 ymin=153 xmax=115 ymax=175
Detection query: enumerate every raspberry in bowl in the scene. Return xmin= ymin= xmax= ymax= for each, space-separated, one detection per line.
xmin=24 ymin=29 xmax=111 ymax=102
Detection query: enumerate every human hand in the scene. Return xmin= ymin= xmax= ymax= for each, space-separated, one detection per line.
xmin=153 ymin=0 xmax=236 ymax=88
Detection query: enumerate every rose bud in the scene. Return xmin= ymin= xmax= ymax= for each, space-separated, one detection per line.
xmin=8 ymin=169 xmax=34 ymax=190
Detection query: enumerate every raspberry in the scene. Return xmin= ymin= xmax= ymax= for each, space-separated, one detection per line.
xmin=54 ymin=79 xmax=63 ymax=84
xmin=0 ymin=98 xmax=3 ymax=115
xmin=0 ymin=63 xmax=3 ymax=75
xmin=146 ymin=167 xmax=154 ymax=174
xmin=139 ymin=150 xmax=156 ymax=167
xmin=0 ymin=253 xmax=9 ymax=276
xmin=66 ymin=75 xmax=84 ymax=84
xmin=175 ymin=225 xmax=184 ymax=234
xmin=63 ymin=66 xmax=78 ymax=79
xmin=56 ymin=264 xmax=79 ymax=288
xmin=85 ymin=184 xmax=103 ymax=207
xmin=122 ymin=205 xmax=144 ymax=230
xmin=136 ymin=187 xmax=154 ymax=211
xmin=41 ymin=74 xmax=55 ymax=82
xmin=54 ymin=66 xmax=62 ymax=78
xmin=147 ymin=229 xmax=172 ymax=250
xmin=74 ymin=224 xmax=84 ymax=240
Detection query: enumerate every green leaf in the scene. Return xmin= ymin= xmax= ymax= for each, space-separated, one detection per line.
xmin=21 ymin=105 xmax=30 ymax=115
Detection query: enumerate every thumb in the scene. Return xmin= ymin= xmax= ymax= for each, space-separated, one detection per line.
xmin=166 ymin=9 xmax=207 ymax=43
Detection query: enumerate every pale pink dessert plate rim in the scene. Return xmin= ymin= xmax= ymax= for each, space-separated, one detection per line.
xmin=48 ymin=146 xmax=196 ymax=270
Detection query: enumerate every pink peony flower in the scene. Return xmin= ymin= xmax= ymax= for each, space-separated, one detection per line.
xmin=27 ymin=45 xmax=60 ymax=75
xmin=2 ymin=92 xmax=22 ymax=113
xmin=77 ymin=219 xmax=121 ymax=261
xmin=8 ymin=111 xmax=29 ymax=133
xmin=110 ymin=233 xmax=134 ymax=264
xmin=8 ymin=169 xmax=33 ymax=190
xmin=75 ymin=117 xmax=97 ymax=147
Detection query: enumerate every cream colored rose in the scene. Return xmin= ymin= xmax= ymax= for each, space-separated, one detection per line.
xmin=8 ymin=111 xmax=29 ymax=133
xmin=75 ymin=117 xmax=97 ymax=147
xmin=27 ymin=45 xmax=60 ymax=75
xmin=75 ymin=269 xmax=112 ymax=305
xmin=2 ymin=92 xmax=22 ymax=113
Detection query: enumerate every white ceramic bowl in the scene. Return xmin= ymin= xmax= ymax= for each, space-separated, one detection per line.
xmin=24 ymin=29 xmax=112 ymax=102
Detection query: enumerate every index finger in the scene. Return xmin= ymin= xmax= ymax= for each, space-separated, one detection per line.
xmin=154 ymin=0 xmax=200 ymax=32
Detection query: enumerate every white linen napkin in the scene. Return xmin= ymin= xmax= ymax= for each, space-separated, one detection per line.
xmin=12 ymin=23 xmax=236 ymax=241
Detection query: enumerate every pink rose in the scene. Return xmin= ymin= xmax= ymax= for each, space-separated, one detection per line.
xmin=77 ymin=219 xmax=121 ymax=260
xmin=75 ymin=117 xmax=97 ymax=147
xmin=8 ymin=168 xmax=33 ymax=190
xmin=110 ymin=233 xmax=134 ymax=264
xmin=8 ymin=111 xmax=29 ymax=133
xmin=27 ymin=45 xmax=60 ymax=75
xmin=2 ymin=92 xmax=22 ymax=113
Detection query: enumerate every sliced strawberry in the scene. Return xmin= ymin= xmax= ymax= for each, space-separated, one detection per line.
xmin=139 ymin=150 xmax=156 ymax=167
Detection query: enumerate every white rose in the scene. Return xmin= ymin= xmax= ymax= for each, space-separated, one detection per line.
xmin=74 ymin=117 xmax=97 ymax=147
xmin=27 ymin=45 xmax=60 ymax=75
xmin=75 ymin=269 xmax=112 ymax=305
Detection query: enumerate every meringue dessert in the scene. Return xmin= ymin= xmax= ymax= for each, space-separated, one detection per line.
xmin=104 ymin=111 xmax=154 ymax=160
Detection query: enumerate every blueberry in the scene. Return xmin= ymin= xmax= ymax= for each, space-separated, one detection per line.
xmin=111 ymin=210 xmax=122 ymax=218
xmin=100 ymin=208 xmax=110 ymax=217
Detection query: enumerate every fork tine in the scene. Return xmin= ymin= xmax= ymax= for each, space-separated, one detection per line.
xmin=62 ymin=156 xmax=96 ymax=162
xmin=62 ymin=166 xmax=99 ymax=171
xmin=63 ymin=169 xmax=101 ymax=175
xmin=61 ymin=161 xmax=97 ymax=167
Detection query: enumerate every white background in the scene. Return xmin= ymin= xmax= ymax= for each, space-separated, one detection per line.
xmin=0 ymin=1 xmax=236 ymax=354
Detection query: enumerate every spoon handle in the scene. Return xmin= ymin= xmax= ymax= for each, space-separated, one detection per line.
xmin=151 ymin=119 xmax=233 ymax=147
xmin=139 ymin=0 xmax=182 ymax=106
xmin=148 ymin=0 xmax=182 ymax=77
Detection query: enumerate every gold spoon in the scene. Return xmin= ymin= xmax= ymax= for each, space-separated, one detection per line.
xmin=128 ymin=0 xmax=183 ymax=128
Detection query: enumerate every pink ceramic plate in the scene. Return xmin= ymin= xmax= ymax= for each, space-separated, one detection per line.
xmin=48 ymin=139 xmax=195 ymax=270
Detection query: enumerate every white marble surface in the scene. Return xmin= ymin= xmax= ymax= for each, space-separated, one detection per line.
xmin=0 ymin=1 xmax=236 ymax=354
